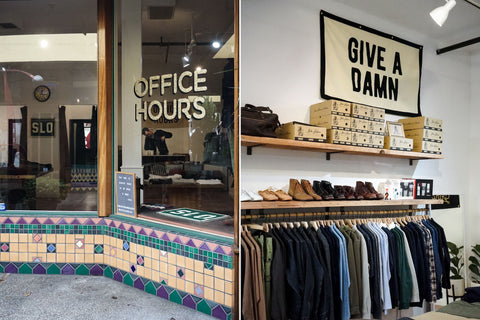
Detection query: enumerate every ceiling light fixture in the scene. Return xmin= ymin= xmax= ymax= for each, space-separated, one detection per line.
xmin=211 ymin=41 xmax=221 ymax=49
xmin=430 ymin=0 xmax=457 ymax=26
xmin=1 ymin=67 xmax=44 ymax=81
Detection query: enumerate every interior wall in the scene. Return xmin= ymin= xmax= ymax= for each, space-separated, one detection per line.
xmin=240 ymin=0 xmax=469 ymax=256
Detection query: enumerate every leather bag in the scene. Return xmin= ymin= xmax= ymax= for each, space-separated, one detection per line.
xmin=241 ymin=104 xmax=281 ymax=138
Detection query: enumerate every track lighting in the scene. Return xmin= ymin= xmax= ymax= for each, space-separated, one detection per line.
xmin=430 ymin=0 xmax=457 ymax=26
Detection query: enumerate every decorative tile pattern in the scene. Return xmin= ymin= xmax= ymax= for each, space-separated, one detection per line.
xmin=0 ymin=243 xmax=9 ymax=252
xmin=0 ymin=214 xmax=233 ymax=320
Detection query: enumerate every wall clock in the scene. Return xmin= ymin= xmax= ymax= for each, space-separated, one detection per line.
xmin=34 ymin=85 xmax=50 ymax=102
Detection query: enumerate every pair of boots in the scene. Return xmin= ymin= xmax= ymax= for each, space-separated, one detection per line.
xmin=355 ymin=181 xmax=384 ymax=200
xmin=288 ymin=179 xmax=322 ymax=201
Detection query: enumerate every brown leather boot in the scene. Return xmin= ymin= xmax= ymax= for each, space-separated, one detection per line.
xmin=355 ymin=181 xmax=376 ymax=200
xmin=288 ymin=179 xmax=313 ymax=201
xmin=301 ymin=179 xmax=322 ymax=200
xmin=365 ymin=182 xmax=384 ymax=200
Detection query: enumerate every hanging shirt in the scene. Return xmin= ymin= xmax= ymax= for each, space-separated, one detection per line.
xmin=353 ymin=225 xmax=371 ymax=320
xmin=331 ymin=224 xmax=351 ymax=320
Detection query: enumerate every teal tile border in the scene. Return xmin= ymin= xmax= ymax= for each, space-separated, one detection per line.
xmin=0 ymin=261 xmax=231 ymax=320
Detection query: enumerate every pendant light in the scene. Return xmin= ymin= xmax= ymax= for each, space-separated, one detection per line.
xmin=430 ymin=0 xmax=457 ymax=26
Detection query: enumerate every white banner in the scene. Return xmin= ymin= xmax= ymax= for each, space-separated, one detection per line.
xmin=320 ymin=11 xmax=422 ymax=116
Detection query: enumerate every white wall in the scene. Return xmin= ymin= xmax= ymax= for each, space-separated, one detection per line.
xmin=241 ymin=0 xmax=469 ymax=258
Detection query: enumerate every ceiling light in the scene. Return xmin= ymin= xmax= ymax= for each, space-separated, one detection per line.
xmin=40 ymin=39 xmax=48 ymax=48
xmin=212 ymin=41 xmax=221 ymax=49
xmin=430 ymin=0 xmax=457 ymax=26
xmin=196 ymin=66 xmax=202 ymax=71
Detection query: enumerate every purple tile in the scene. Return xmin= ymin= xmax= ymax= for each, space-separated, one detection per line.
xmin=161 ymin=233 xmax=170 ymax=241
xmin=214 ymin=246 xmax=226 ymax=255
xmin=186 ymin=239 xmax=196 ymax=248
xmin=157 ymin=286 xmax=169 ymax=299
xmin=44 ymin=218 xmax=55 ymax=225
xmin=71 ymin=218 xmax=81 ymax=225
xmin=173 ymin=236 xmax=183 ymax=244
xmin=84 ymin=218 xmax=96 ymax=225
xmin=212 ymin=305 xmax=227 ymax=320
xmin=30 ymin=218 xmax=41 ymax=225
xmin=139 ymin=228 xmax=147 ymax=236
xmin=89 ymin=264 xmax=103 ymax=276
xmin=134 ymin=278 xmax=144 ymax=290
xmin=182 ymin=294 xmax=196 ymax=310
xmin=200 ymin=242 xmax=211 ymax=251
xmin=58 ymin=218 xmax=68 ymax=225
xmin=17 ymin=218 xmax=27 ymax=225
xmin=128 ymin=226 xmax=136 ymax=233
xmin=97 ymin=219 xmax=108 ymax=226
xmin=149 ymin=231 xmax=158 ymax=238
xmin=4 ymin=218 xmax=13 ymax=224
xmin=61 ymin=264 xmax=75 ymax=275
xmin=118 ymin=223 xmax=126 ymax=230
xmin=109 ymin=220 xmax=117 ymax=227
xmin=113 ymin=270 xmax=123 ymax=282
xmin=5 ymin=263 xmax=18 ymax=273
xmin=33 ymin=264 xmax=46 ymax=274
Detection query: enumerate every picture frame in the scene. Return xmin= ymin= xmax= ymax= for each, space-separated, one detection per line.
xmin=386 ymin=121 xmax=405 ymax=137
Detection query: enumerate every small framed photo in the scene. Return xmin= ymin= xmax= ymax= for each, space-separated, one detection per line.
xmin=386 ymin=121 xmax=405 ymax=137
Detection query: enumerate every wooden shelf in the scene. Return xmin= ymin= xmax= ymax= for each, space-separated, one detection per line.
xmin=241 ymin=135 xmax=444 ymax=161
xmin=241 ymin=199 xmax=443 ymax=210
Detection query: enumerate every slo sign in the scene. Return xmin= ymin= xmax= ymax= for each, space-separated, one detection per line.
xmin=31 ymin=119 xmax=55 ymax=136
xmin=320 ymin=11 xmax=422 ymax=116
xmin=159 ymin=208 xmax=226 ymax=222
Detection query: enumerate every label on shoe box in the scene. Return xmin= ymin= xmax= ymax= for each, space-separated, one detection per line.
xmin=368 ymin=120 xmax=385 ymax=135
xmin=350 ymin=118 xmax=370 ymax=133
xmin=327 ymin=129 xmax=352 ymax=145
xmin=412 ymin=140 xmax=442 ymax=154
xmin=384 ymin=136 xmax=413 ymax=151
xmin=369 ymin=134 xmax=384 ymax=149
xmin=276 ymin=121 xmax=327 ymax=142
xmin=351 ymin=103 xmax=373 ymax=120
xmin=371 ymin=106 xmax=385 ymax=122
xmin=310 ymin=114 xmax=351 ymax=130
xmin=398 ymin=116 xmax=442 ymax=131
xmin=351 ymin=132 xmax=370 ymax=146
xmin=310 ymin=100 xmax=351 ymax=116
xmin=404 ymin=128 xmax=443 ymax=142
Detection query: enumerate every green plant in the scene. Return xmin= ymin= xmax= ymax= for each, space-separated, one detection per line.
xmin=448 ymin=241 xmax=464 ymax=279
xmin=468 ymin=244 xmax=480 ymax=284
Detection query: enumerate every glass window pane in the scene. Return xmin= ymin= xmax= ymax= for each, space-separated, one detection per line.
xmin=115 ymin=0 xmax=234 ymax=231
xmin=0 ymin=1 xmax=98 ymax=211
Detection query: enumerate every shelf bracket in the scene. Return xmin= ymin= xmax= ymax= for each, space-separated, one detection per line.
xmin=326 ymin=151 xmax=343 ymax=161
xmin=409 ymin=159 xmax=414 ymax=166
xmin=246 ymin=144 xmax=264 ymax=155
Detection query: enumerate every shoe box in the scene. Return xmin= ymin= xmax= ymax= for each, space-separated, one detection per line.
xmin=276 ymin=121 xmax=327 ymax=142
xmin=384 ymin=136 xmax=413 ymax=151
xmin=310 ymin=113 xmax=351 ymax=130
xmin=404 ymin=128 xmax=443 ymax=142
xmin=351 ymin=103 xmax=385 ymax=122
xmin=327 ymin=129 xmax=352 ymax=145
xmin=351 ymin=118 xmax=385 ymax=135
xmin=352 ymin=132 xmax=384 ymax=148
xmin=412 ymin=140 xmax=442 ymax=154
xmin=310 ymin=100 xmax=351 ymax=116
xmin=398 ymin=116 xmax=443 ymax=131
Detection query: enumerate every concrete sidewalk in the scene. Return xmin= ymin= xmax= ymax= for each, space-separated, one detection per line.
xmin=0 ymin=273 xmax=215 ymax=320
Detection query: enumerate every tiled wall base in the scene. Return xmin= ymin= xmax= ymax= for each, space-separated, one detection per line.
xmin=0 ymin=261 xmax=231 ymax=320
xmin=0 ymin=214 xmax=233 ymax=320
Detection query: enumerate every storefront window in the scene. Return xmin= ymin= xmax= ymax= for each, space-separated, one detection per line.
xmin=0 ymin=0 xmax=98 ymax=211
xmin=115 ymin=0 xmax=235 ymax=229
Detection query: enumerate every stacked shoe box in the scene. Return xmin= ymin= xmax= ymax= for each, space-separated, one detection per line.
xmin=310 ymin=100 xmax=352 ymax=145
xmin=350 ymin=103 xmax=385 ymax=148
xmin=399 ymin=116 xmax=443 ymax=154
xmin=276 ymin=121 xmax=327 ymax=142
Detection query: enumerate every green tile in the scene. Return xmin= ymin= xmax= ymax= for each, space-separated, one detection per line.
xmin=19 ymin=263 xmax=32 ymax=274
xmin=228 ymin=314 xmax=231 ymax=320
xmin=169 ymin=290 xmax=182 ymax=305
xmin=75 ymin=264 xmax=89 ymax=275
xmin=47 ymin=264 xmax=61 ymax=275
xmin=196 ymin=300 xmax=212 ymax=315
xmin=145 ymin=281 xmax=156 ymax=295
xmin=123 ymin=273 xmax=133 ymax=287
xmin=0 ymin=264 xmax=4 ymax=273
xmin=104 ymin=266 xmax=113 ymax=279
xmin=161 ymin=280 xmax=167 ymax=285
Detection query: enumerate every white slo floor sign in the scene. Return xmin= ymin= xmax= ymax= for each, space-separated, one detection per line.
xmin=159 ymin=208 xmax=225 ymax=222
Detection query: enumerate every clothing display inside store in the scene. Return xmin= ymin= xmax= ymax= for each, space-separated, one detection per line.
xmin=241 ymin=215 xmax=450 ymax=320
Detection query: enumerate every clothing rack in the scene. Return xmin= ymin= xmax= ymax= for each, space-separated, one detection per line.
xmin=242 ymin=207 xmax=430 ymax=224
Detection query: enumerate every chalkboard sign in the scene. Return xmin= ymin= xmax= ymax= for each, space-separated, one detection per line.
xmin=115 ymin=172 xmax=137 ymax=217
